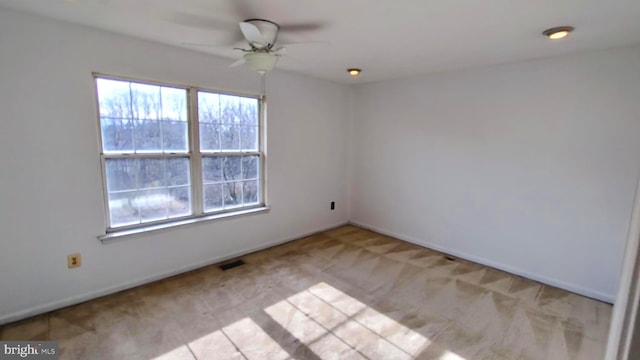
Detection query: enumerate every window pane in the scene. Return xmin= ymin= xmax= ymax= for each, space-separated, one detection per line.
xmin=167 ymin=158 xmax=190 ymax=186
xmin=200 ymin=123 xmax=221 ymax=151
xmin=131 ymin=83 xmax=160 ymax=120
xmin=101 ymin=118 xmax=133 ymax=153
xmin=223 ymin=182 xmax=242 ymax=208
xmin=198 ymin=92 xmax=258 ymax=152
xmin=137 ymin=188 xmax=170 ymax=222
xmin=105 ymin=158 xmax=137 ymax=191
xmin=204 ymin=183 xmax=223 ymax=211
xmin=105 ymin=157 xmax=191 ymax=228
xmin=242 ymin=156 xmax=259 ymax=180
xmin=134 ymin=119 xmax=162 ymax=152
xmin=96 ymin=78 xmax=132 ymax=119
xmin=98 ymin=79 xmax=187 ymax=154
xmin=139 ymin=158 xmax=165 ymax=188
xmin=204 ymin=156 xmax=258 ymax=213
xmin=240 ymin=97 xmax=258 ymax=126
xmin=198 ymin=92 xmax=220 ymax=123
xmin=108 ymin=190 xmax=139 ymax=227
xmin=135 ymin=186 xmax=192 ymax=223
xmin=169 ymin=186 xmax=191 ymax=218
xmin=221 ymin=125 xmax=240 ymax=150
xmin=202 ymin=157 xmax=223 ymax=184
xmin=243 ymin=180 xmax=259 ymax=205
xmin=241 ymin=126 xmax=258 ymax=151
xmin=219 ymin=95 xmax=240 ymax=124
xmin=106 ymin=157 xmax=190 ymax=191
xmin=222 ymin=156 xmax=242 ymax=182
xmin=161 ymin=87 xmax=187 ymax=121
xmin=163 ymin=120 xmax=188 ymax=152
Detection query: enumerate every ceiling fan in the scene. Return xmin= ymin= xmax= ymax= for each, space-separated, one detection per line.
xmin=181 ymin=16 xmax=324 ymax=74
xmin=229 ymin=19 xmax=286 ymax=74
xmin=174 ymin=1 xmax=326 ymax=74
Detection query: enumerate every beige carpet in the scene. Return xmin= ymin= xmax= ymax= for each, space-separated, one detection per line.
xmin=0 ymin=225 xmax=612 ymax=359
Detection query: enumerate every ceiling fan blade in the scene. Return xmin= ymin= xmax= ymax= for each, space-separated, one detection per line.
xmin=279 ymin=23 xmax=326 ymax=32
xmin=170 ymin=12 xmax=244 ymax=45
xmin=182 ymin=42 xmax=249 ymax=51
xmin=239 ymin=22 xmax=265 ymax=46
xmin=273 ymin=46 xmax=287 ymax=55
xmin=65 ymin=0 xmax=110 ymax=5
xmin=277 ymin=41 xmax=329 ymax=47
xmin=181 ymin=42 xmax=222 ymax=47
xmin=278 ymin=53 xmax=303 ymax=65
xmin=171 ymin=12 xmax=228 ymax=30
xmin=232 ymin=0 xmax=255 ymax=19
xmin=229 ymin=57 xmax=246 ymax=68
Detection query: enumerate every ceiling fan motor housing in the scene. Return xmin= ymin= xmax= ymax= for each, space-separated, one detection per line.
xmin=245 ymin=19 xmax=279 ymax=48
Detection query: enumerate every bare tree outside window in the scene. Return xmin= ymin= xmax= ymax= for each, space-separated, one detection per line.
xmin=199 ymin=91 xmax=260 ymax=212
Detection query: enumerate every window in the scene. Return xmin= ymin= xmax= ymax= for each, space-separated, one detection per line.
xmin=96 ymin=76 xmax=264 ymax=232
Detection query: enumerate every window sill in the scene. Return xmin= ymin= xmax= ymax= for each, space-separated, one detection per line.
xmin=98 ymin=206 xmax=270 ymax=242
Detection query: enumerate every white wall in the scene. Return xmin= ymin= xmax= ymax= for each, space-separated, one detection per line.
xmin=0 ymin=9 xmax=350 ymax=323
xmin=350 ymin=47 xmax=640 ymax=302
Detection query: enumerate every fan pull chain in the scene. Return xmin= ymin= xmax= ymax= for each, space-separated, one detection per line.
xmin=260 ymin=72 xmax=266 ymax=97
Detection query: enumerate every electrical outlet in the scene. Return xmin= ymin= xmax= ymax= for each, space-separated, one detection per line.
xmin=68 ymin=253 xmax=82 ymax=269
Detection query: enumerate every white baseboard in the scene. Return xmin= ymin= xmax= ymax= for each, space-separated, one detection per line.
xmin=0 ymin=221 xmax=349 ymax=326
xmin=349 ymin=220 xmax=615 ymax=303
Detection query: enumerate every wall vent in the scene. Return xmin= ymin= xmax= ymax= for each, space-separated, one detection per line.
xmin=219 ymin=259 xmax=245 ymax=271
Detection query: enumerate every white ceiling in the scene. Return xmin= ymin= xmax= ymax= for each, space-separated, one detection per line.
xmin=2 ymin=0 xmax=640 ymax=84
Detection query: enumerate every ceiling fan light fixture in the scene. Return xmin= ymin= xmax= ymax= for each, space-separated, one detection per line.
xmin=542 ymin=26 xmax=574 ymax=40
xmin=348 ymin=68 xmax=361 ymax=76
xmin=244 ymin=52 xmax=278 ymax=73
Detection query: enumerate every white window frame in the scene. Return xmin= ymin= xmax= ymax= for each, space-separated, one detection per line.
xmin=94 ymin=74 xmax=267 ymax=239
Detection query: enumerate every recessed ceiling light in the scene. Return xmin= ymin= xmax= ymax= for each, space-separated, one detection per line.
xmin=542 ymin=26 xmax=574 ymax=40
xmin=347 ymin=68 xmax=362 ymax=76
